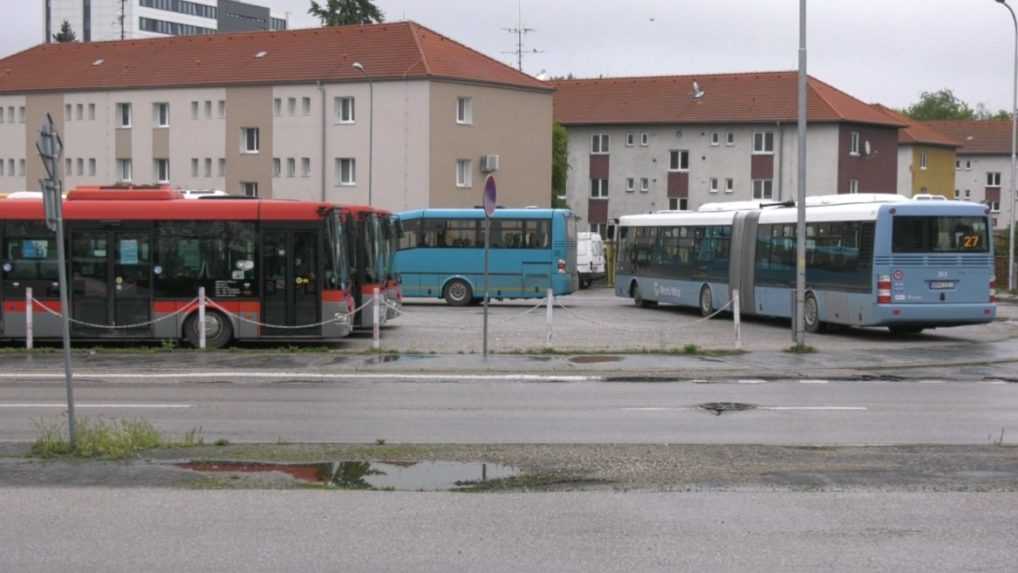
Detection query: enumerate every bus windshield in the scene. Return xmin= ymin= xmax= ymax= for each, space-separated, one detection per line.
xmin=892 ymin=216 xmax=990 ymax=253
xmin=328 ymin=210 xmax=350 ymax=289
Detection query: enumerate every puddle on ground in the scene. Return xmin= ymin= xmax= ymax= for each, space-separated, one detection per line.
xmin=568 ymin=355 xmax=622 ymax=364
xmin=178 ymin=460 xmax=520 ymax=491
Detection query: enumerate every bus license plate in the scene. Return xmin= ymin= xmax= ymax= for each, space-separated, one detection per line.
xmin=930 ymin=281 xmax=955 ymax=290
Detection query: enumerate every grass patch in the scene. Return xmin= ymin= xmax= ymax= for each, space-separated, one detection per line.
xmin=784 ymin=343 xmax=818 ymax=354
xmin=30 ymin=417 xmax=205 ymax=460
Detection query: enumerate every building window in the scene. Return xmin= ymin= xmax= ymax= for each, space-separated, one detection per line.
xmin=990 ymin=198 xmax=1001 ymax=212
xmin=591 ymin=178 xmax=608 ymax=198
xmin=625 ymin=177 xmax=635 ymax=192
xmin=7 ymin=158 xmax=14 ymax=177
xmin=88 ymin=103 xmax=95 ymax=120
xmin=920 ymin=151 xmax=928 ymax=170
xmin=76 ymin=158 xmax=84 ymax=176
xmin=849 ymin=131 xmax=861 ymax=156
xmin=154 ymin=102 xmax=170 ymax=127
xmin=669 ymin=149 xmax=689 ymax=171
xmin=591 ymin=134 xmax=610 ymax=154
xmin=191 ymin=158 xmax=199 ymax=177
xmin=726 ymin=132 xmax=735 ymax=146
xmin=117 ymin=103 xmax=132 ymax=128
xmin=271 ymin=158 xmax=280 ymax=178
xmin=65 ymin=158 xmax=72 ymax=175
xmin=753 ymin=179 xmax=774 ymax=199
xmin=218 ymin=158 xmax=226 ymax=177
xmin=18 ymin=159 xmax=25 ymax=176
xmin=640 ymin=177 xmax=650 ymax=192
xmin=17 ymin=107 xmax=23 ymax=123
xmin=205 ymin=100 xmax=213 ymax=119
xmin=710 ymin=132 xmax=720 ymax=146
xmin=955 ymin=160 xmax=960 ymax=170
xmin=287 ymin=97 xmax=296 ymax=116
xmin=965 ymin=160 xmax=972 ymax=170
xmin=640 ymin=133 xmax=649 ymax=146
xmin=273 ymin=98 xmax=282 ymax=117
xmin=753 ymin=132 xmax=775 ymax=154
xmin=988 ymin=172 xmax=1002 ymax=187
xmin=287 ymin=157 xmax=296 ymax=178
xmin=335 ymin=97 xmax=355 ymax=123
xmin=241 ymin=128 xmax=260 ymax=153
xmin=456 ymin=159 xmax=472 ymax=188
xmin=336 ymin=158 xmax=356 ymax=186
xmin=0 ymin=160 xmax=4 ymax=176
xmin=709 ymin=177 xmax=719 ymax=193
xmin=191 ymin=101 xmax=199 ymax=120
xmin=954 ymin=189 xmax=960 ymax=199
xmin=241 ymin=182 xmax=258 ymax=198
xmin=155 ymin=159 xmax=170 ymax=183
xmin=456 ymin=97 xmax=473 ymax=124
xmin=76 ymin=103 xmax=84 ymax=121
xmin=217 ymin=100 xmax=225 ymax=118
xmin=117 ymin=159 xmax=132 ymax=182
xmin=302 ymin=158 xmax=311 ymax=178
xmin=725 ymin=177 xmax=734 ymax=193
xmin=65 ymin=104 xmax=72 ymax=120
xmin=625 ymin=133 xmax=635 ymax=147
xmin=849 ymin=179 xmax=860 ymax=194
xmin=669 ymin=197 xmax=688 ymax=211
xmin=0 ymin=107 xmax=4 ymax=123
xmin=965 ymin=189 xmax=971 ymax=198
xmin=302 ymin=97 xmax=311 ymax=116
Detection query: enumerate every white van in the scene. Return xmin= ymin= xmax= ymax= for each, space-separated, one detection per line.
xmin=577 ymin=232 xmax=606 ymax=289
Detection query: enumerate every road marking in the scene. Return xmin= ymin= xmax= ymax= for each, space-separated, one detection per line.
xmin=0 ymin=372 xmax=603 ymax=383
xmin=917 ymin=380 xmax=946 ymax=384
xmin=737 ymin=379 xmax=768 ymax=384
xmin=798 ymin=380 xmax=829 ymax=384
xmin=761 ymin=406 xmax=867 ymax=411
xmin=0 ymin=403 xmax=191 ymax=409
xmin=623 ymin=407 xmax=690 ymax=412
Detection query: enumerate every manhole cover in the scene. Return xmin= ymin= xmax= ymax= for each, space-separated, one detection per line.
xmin=698 ymin=402 xmax=757 ymax=416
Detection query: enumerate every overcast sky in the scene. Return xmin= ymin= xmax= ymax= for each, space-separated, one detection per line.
xmin=3 ymin=0 xmax=1014 ymax=111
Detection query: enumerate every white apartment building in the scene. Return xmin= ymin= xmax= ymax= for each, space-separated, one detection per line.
xmin=928 ymin=120 xmax=1014 ymax=229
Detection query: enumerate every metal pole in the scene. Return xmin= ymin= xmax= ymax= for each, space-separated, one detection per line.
xmin=25 ymin=287 xmax=33 ymax=351
xmin=545 ymin=288 xmax=554 ymax=348
xmin=368 ymin=79 xmax=374 ymax=207
xmin=483 ymin=216 xmax=490 ymax=359
xmin=372 ymin=286 xmax=381 ymax=351
xmin=733 ymin=288 xmax=742 ymax=351
xmin=1004 ymin=1 xmax=1018 ymax=292
xmin=55 ymin=201 xmax=76 ymax=448
xmin=198 ymin=287 xmax=206 ymax=351
xmin=794 ymin=0 xmax=808 ymax=345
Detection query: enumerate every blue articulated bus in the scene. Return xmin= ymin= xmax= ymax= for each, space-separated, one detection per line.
xmin=394 ymin=209 xmax=578 ymax=305
xmin=616 ymin=194 xmax=996 ymax=335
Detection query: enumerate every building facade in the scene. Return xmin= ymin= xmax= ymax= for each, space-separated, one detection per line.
xmin=871 ymin=105 xmax=958 ymax=199
xmin=45 ymin=0 xmax=287 ymax=43
xmin=928 ymin=120 xmax=1014 ymax=229
xmin=0 ymin=22 xmax=554 ymax=212
xmin=553 ymin=72 xmax=903 ymax=234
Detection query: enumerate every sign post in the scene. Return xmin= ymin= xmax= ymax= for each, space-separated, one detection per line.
xmin=37 ymin=113 xmax=76 ymax=448
xmin=482 ymin=176 xmax=496 ymax=359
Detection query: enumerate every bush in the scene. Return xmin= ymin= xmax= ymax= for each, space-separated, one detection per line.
xmin=30 ymin=418 xmax=201 ymax=459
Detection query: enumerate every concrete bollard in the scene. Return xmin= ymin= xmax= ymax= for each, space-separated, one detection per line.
xmin=25 ymin=287 xmax=33 ymax=350
xmin=733 ymin=288 xmax=742 ymax=351
xmin=198 ymin=287 xmax=207 ymax=351
xmin=545 ymin=288 xmax=554 ymax=348
xmin=372 ymin=287 xmax=381 ymax=351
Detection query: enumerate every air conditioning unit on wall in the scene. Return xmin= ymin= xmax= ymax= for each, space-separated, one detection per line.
xmin=480 ymin=154 xmax=501 ymax=173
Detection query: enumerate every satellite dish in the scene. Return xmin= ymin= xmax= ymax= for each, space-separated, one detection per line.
xmin=864 ymin=141 xmax=872 ymax=156
xmin=691 ymin=80 xmax=705 ymax=100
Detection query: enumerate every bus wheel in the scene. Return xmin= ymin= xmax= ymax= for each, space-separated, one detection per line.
xmin=632 ymin=283 xmax=656 ymax=308
xmin=443 ymin=279 xmax=473 ymax=307
xmin=184 ymin=310 xmax=234 ymax=349
xmin=889 ymin=326 xmax=924 ymax=337
xmin=699 ymin=286 xmax=713 ymax=317
xmin=803 ymin=293 xmax=824 ymax=333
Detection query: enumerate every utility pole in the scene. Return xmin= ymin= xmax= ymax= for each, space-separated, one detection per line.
xmin=121 ymin=0 xmax=126 ymax=40
xmin=794 ymin=0 xmax=808 ymax=345
xmin=502 ymin=1 xmax=541 ymax=72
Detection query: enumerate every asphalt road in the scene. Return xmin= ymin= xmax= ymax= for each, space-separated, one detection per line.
xmin=2 ymin=488 xmax=1015 ymax=573
xmin=1 ymin=378 xmax=1014 ymax=445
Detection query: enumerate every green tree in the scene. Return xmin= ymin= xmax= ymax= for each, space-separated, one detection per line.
xmin=904 ymin=89 xmax=976 ymax=121
xmin=552 ymin=122 xmax=569 ymax=208
xmin=53 ymin=20 xmax=76 ymax=43
xmin=308 ymin=0 xmax=384 ymax=26
xmin=975 ymin=103 xmax=1011 ymax=121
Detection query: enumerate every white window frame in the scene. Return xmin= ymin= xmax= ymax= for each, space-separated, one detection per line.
xmin=18 ymin=159 xmax=24 ymax=176
xmin=669 ymin=149 xmax=689 ymax=172
xmin=204 ymin=158 xmax=212 ymax=178
xmin=302 ymin=157 xmax=311 ymax=178
xmin=302 ymin=97 xmax=312 ymax=116
xmin=287 ymin=157 xmax=296 ymax=178
xmin=920 ymin=151 xmax=928 ymax=170
xmin=640 ymin=177 xmax=650 ymax=193
xmin=591 ymin=134 xmax=610 ymax=155
xmin=456 ymin=159 xmax=473 ymax=188
xmin=287 ymin=97 xmax=296 ymax=116
xmin=725 ymin=177 xmax=734 ymax=193
xmin=117 ymin=103 xmax=132 ymax=128
xmin=17 ymin=107 xmax=24 ymax=123
xmin=273 ymin=98 xmax=282 ymax=117
xmin=849 ymin=178 xmax=860 ymax=194
xmin=117 ymin=159 xmax=132 ymax=182
xmin=990 ymin=199 xmax=1001 ymax=213
xmin=335 ymin=97 xmax=355 ymax=124
xmin=625 ymin=133 xmax=635 ymax=147
xmin=640 ymin=133 xmax=649 ymax=147
xmin=241 ymin=182 xmax=258 ymax=198
xmin=752 ymin=179 xmax=774 ymax=199
xmin=191 ymin=158 xmax=199 ymax=178
xmin=752 ymin=131 xmax=775 ymax=155
xmin=591 ymin=178 xmax=608 ymax=198
xmin=709 ymin=177 xmax=719 ymax=193
xmin=273 ymin=157 xmax=281 ymax=178
xmin=456 ymin=97 xmax=473 ymax=125
xmin=155 ymin=159 xmax=170 ymax=184
xmin=154 ymin=102 xmax=170 ymax=128
xmin=849 ymin=131 xmax=861 ymax=156
xmin=65 ymin=104 xmax=72 ymax=121
xmin=217 ymin=100 xmax=225 ymax=118
xmin=965 ymin=160 xmax=972 ymax=170
xmin=710 ymin=132 xmax=720 ymax=146
xmin=205 ymin=100 xmax=213 ymax=119
xmin=191 ymin=101 xmax=200 ymax=120
xmin=954 ymin=189 xmax=960 ymax=199
xmin=76 ymin=158 xmax=84 ymax=176
xmin=241 ymin=128 xmax=260 ymax=154
xmin=625 ymin=177 xmax=635 ymax=192
xmin=988 ymin=172 xmax=1002 ymax=187
xmin=336 ymin=158 xmax=357 ymax=186
xmin=218 ymin=158 xmax=226 ymax=177
xmin=88 ymin=103 xmax=95 ymax=120
xmin=726 ymin=132 xmax=735 ymax=146
xmin=965 ymin=189 xmax=972 ymax=198
xmin=76 ymin=103 xmax=84 ymax=121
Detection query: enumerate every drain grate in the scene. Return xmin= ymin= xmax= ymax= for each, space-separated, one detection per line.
xmin=698 ymin=402 xmax=757 ymax=416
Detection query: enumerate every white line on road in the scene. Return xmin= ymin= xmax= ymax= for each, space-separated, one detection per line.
xmin=623 ymin=406 xmax=868 ymax=412
xmin=798 ymin=380 xmax=830 ymax=384
xmin=0 ymin=403 xmax=192 ymax=409
xmin=737 ymin=379 xmax=768 ymax=384
xmin=0 ymin=372 xmax=603 ymax=383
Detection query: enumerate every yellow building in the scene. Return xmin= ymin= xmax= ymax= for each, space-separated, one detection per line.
xmin=871 ymin=105 xmax=960 ymax=198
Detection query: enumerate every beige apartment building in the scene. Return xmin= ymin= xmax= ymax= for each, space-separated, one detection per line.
xmin=0 ymin=21 xmax=553 ymax=211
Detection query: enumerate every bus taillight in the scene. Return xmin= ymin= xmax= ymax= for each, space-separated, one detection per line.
xmin=877 ymin=274 xmax=892 ymax=304
xmin=557 ymin=259 xmax=567 ymax=274
xmin=990 ymin=278 xmax=997 ymax=303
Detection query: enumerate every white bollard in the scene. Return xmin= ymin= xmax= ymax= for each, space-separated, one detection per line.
xmin=733 ymin=289 xmax=742 ymax=351
xmin=372 ymin=287 xmax=381 ymax=351
xmin=545 ymin=288 xmax=554 ymax=349
xmin=198 ymin=287 xmax=207 ymax=351
xmin=25 ymin=287 xmax=33 ymax=351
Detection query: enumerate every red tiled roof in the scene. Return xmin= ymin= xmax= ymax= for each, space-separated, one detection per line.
xmin=552 ymin=71 xmax=904 ymax=127
xmin=924 ymin=120 xmax=1014 ymax=155
xmin=869 ymin=104 xmax=959 ymax=147
xmin=0 ymin=22 xmax=550 ymax=93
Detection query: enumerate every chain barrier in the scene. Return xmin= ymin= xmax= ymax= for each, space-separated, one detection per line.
xmin=31 ymin=297 xmax=199 ymax=330
xmin=554 ymin=298 xmax=734 ymax=333
xmin=205 ymin=299 xmax=371 ymax=331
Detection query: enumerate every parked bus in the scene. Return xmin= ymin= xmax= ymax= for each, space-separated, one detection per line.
xmin=394 ymin=209 xmax=578 ymax=305
xmin=616 ymin=194 xmax=996 ymax=335
xmin=0 ymin=187 xmax=359 ymax=348
xmin=344 ymin=206 xmax=401 ymax=326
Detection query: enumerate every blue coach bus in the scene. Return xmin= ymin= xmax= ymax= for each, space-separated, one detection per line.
xmin=395 ymin=209 xmax=579 ymax=305
xmin=616 ymin=194 xmax=996 ymax=335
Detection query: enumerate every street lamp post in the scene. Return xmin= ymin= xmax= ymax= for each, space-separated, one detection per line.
xmin=794 ymin=0 xmax=808 ymax=345
xmin=996 ymin=0 xmax=1018 ymax=292
xmin=353 ymin=62 xmax=375 ymax=206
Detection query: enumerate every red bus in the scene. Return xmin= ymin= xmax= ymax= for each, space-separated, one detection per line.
xmin=0 ymin=187 xmax=362 ymax=348
xmin=345 ymin=206 xmax=402 ymax=328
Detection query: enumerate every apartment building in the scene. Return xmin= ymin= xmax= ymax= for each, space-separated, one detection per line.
xmin=45 ymin=0 xmax=288 ymax=43
xmin=553 ymin=72 xmax=904 ymax=234
xmin=871 ymin=104 xmax=959 ymax=199
xmin=0 ymin=22 xmax=554 ymax=211
xmin=927 ymin=120 xmax=1014 ymax=229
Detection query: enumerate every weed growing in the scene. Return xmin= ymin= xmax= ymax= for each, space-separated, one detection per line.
xmin=30 ymin=418 xmax=206 ymax=459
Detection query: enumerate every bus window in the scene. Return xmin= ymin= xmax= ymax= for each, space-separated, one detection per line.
xmin=2 ymin=221 xmax=59 ymax=297
xmin=398 ymin=219 xmax=419 ymax=250
xmin=892 ymin=216 xmax=989 ymax=253
xmin=525 ymin=220 xmax=551 ymax=248
xmin=493 ymin=220 xmax=525 ymax=248
xmin=155 ymin=221 xmax=256 ymax=298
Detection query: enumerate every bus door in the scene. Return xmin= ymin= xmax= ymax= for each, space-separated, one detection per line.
xmin=70 ymin=225 xmax=153 ymax=337
xmin=262 ymin=228 xmax=320 ymax=336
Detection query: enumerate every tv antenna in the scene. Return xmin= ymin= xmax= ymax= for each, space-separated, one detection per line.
xmin=502 ymin=1 xmax=542 ymax=72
